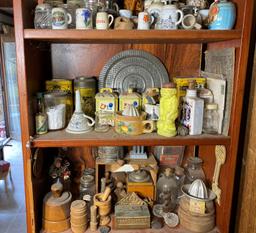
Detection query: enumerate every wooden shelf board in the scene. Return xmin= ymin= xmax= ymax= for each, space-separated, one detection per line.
xmin=24 ymin=29 xmax=241 ymax=44
xmin=41 ymin=225 xmax=220 ymax=233
xmin=32 ymin=128 xmax=230 ymax=147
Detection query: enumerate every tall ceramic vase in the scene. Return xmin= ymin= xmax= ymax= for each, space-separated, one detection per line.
xmin=66 ymin=90 xmax=95 ymax=134
xmin=157 ymin=83 xmax=178 ymax=137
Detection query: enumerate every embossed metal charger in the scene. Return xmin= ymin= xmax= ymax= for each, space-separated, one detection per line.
xmin=99 ymin=50 xmax=169 ymax=93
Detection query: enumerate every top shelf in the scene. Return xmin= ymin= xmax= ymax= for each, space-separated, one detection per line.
xmin=23 ymin=29 xmax=242 ymax=44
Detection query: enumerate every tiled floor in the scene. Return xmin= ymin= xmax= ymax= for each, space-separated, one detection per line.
xmin=0 ymin=140 xmax=26 ymax=233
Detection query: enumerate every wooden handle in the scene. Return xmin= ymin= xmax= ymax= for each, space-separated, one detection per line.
xmin=51 ymin=182 xmax=63 ymax=198
xmin=101 ymin=186 xmax=111 ymax=202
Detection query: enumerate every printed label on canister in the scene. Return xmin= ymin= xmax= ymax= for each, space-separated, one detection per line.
xmin=75 ymin=87 xmax=95 ymax=117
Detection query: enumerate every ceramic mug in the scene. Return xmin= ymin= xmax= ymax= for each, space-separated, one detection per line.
xmin=52 ymin=7 xmax=72 ymax=29
xmin=182 ymin=14 xmax=202 ymax=29
xmin=115 ymin=112 xmax=154 ymax=135
xmin=156 ymin=5 xmax=183 ymax=30
xmin=119 ymin=9 xmax=132 ymax=18
xmin=76 ymin=8 xmax=93 ymax=29
xmin=137 ymin=12 xmax=153 ymax=30
xmin=96 ymin=12 xmax=114 ymax=29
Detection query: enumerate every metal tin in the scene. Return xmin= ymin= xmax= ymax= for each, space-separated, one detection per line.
xmin=74 ymin=76 xmax=97 ymax=117
xmin=128 ymin=169 xmax=151 ymax=183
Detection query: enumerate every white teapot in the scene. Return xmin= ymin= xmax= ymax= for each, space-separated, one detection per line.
xmin=155 ymin=1 xmax=184 ymax=29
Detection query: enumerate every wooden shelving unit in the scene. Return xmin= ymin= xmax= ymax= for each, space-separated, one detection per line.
xmin=13 ymin=0 xmax=254 ymax=233
xmin=24 ymin=29 xmax=242 ymax=43
xmin=32 ymin=129 xmax=230 ymax=147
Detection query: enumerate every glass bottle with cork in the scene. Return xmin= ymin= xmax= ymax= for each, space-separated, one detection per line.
xmin=35 ymin=92 xmax=48 ymax=135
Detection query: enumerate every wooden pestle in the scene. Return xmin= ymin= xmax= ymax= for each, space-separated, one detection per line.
xmin=90 ymin=205 xmax=97 ymax=223
xmin=100 ymin=186 xmax=111 ymax=202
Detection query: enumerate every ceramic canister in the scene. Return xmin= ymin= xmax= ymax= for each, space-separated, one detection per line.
xmin=74 ymin=76 xmax=96 ymax=117
xmin=208 ymin=0 xmax=236 ymax=30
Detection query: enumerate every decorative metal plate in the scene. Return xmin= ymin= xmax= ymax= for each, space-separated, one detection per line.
xmin=99 ymin=50 xmax=169 ymax=93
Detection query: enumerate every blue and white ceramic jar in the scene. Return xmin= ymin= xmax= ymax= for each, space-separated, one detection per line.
xmin=208 ymin=0 xmax=236 ymax=30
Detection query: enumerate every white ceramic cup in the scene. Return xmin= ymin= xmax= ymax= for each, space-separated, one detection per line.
xmin=199 ymin=9 xmax=209 ymax=27
xmin=182 ymin=14 xmax=202 ymax=30
xmin=137 ymin=12 xmax=153 ymax=30
xmin=52 ymin=7 xmax=72 ymax=29
xmin=96 ymin=12 xmax=114 ymax=29
xmin=76 ymin=8 xmax=93 ymax=29
xmin=119 ymin=9 xmax=132 ymax=18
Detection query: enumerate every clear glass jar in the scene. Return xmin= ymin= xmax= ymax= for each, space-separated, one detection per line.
xmin=184 ymin=157 xmax=206 ymax=184
xmin=203 ymin=103 xmax=219 ymax=134
xmin=44 ymin=91 xmax=68 ymax=130
xmin=156 ymin=168 xmax=178 ymax=212
xmin=44 ymin=0 xmax=64 ymax=7
xmin=34 ymin=4 xmax=52 ymax=29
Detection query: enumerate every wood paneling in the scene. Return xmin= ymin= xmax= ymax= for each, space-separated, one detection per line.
xmin=51 ymin=44 xmax=201 ymax=79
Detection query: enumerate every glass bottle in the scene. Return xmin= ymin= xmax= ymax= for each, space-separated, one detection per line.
xmin=35 ymin=92 xmax=48 ymax=135
xmin=203 ymin=103 xmax=219 ymax=134
xmin=184 ymin=156 xmax=206 ymax=184
xmin=156 ymin=168 xmax=178 ymax=212
xmin=174 ymin=166 xmax=185 ymax=202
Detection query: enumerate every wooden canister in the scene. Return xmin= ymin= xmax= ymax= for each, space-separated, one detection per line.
xmin=178 ymin=196 xmax=215 ymax=233
xmin=42 ymin=182 xmax=72 ymax=232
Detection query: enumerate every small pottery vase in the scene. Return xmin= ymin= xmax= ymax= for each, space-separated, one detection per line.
xmin=114 ymin=17 xmax=134 ymax=29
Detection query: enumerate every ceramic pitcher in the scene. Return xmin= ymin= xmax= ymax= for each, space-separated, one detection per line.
xmin=156 ymin=3 xmax=184 ymax=29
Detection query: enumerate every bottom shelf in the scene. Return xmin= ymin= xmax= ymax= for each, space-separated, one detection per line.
xmin=40 ymin=225 xmax=220 ymax=233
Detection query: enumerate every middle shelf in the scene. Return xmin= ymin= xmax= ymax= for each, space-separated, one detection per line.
xmin=32 ymin=128 xmax=230 ymax=147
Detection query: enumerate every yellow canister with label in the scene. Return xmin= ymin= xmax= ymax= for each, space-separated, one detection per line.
xmin=95 ymin=88 xmax=118 ymax=126
xmin=119 ymin=88 xmax=141 ymax=112
xmin=45 ymin=79 xmax=73 ymax=122
xmin=74 ymin=76 xmax=97 ymax=117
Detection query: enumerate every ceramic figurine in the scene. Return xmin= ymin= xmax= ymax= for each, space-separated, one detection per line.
xmin=208 ymin=0 xmax=236 ymax=29
xmin=157 ymin=83 xmax=178 ymax=137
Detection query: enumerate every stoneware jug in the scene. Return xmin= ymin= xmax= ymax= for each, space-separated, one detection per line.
xmin=156 ymin=3 xmax=184 ymax=29
xmin=208 ymin=0 xmax=236 ymax=30
xmin=66 ymin=90 xmax=95 ymax=134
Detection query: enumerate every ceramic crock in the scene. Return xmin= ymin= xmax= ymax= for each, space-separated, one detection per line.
xmin=208 ymin=0 xmax=236 ymax=30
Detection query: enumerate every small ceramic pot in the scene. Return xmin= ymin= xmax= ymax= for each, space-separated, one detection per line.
xmin=115 ymin=112 xmax=154 ymax=135
xmin=114 ymin=17 xmax=134 ymax=29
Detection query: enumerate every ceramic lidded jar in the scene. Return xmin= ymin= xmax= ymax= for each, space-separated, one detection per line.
xmin=208 ymin=0 xmax=236 ymax=29
xmin=147 ymin=0 xmax=164 ymax=28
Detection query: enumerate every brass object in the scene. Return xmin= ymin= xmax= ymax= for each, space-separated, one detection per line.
xmin=114 ymin=192 xmax=150 ymax=229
